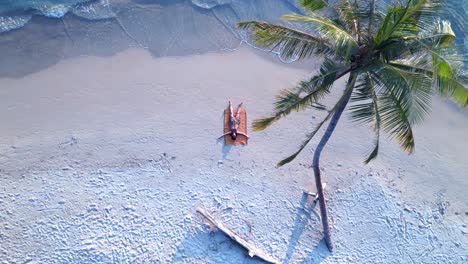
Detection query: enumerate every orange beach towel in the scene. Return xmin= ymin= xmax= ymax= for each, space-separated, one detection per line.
xmin=223 ymin=109 xmax=248 ymax=145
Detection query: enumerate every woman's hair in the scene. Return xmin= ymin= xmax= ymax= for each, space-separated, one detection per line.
xmin=230 ymin=129 xmax=237 ymax=140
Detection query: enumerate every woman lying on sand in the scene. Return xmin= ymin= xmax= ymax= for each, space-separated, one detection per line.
xmin=219 ymin=101 xmax=249 ymax=140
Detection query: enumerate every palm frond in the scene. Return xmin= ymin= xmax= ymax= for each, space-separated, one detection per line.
xmin=451 ymin=76 xmax=468 ymax=107
xmin=367 ymin=0 xmax=376 ymax=37
xmin=374 ymin=0 xmax=444 ymax=48
xmin=299 ymin=0 xmax=329 ymax=12
xmin=374 ymin=1 xmax=415 ymax=44
xmin=358 ymin=59 xmax=433 ymax=126
xmin=428 ymin=46 xmax=464 ymax=89
xmin=349 ymin=73 xmax=381 ymax=163
xmin=364 ymin=133 xmax=380 ymax=164
xmin=341 ymin=0 xmax=386 ymax=44
xmin=376 ymin=18 xmax=458 ymax=63
xmin=281 ymin=13 xmax=359 ymax=60
xmin=364 ymin=88 xmax=382 ymax=165
xmin=430 ymin=19 xmax=456 ymax=47
xmin=388 ymin=54 xmax=468 ymax=107
xmin=397 ymin=39 xmax=467 ymax=106
xmin=369 ymin=71 xmax=416 ymax=153
xmin=237 ymin=21 xmax=333 ymax=60
xmin=349 ymin=76 xmax=376 ymax=123
xmin=277 ymin=71 xmax=357 ymax=166
xmin=252 ymin=87 xmax=329 ymax=131
xmin=336 ymin=0 xmax=362 ymax=41
xmin=385 ymin=64 xmax=433 ymax=123
xmin=253 ymin=60 xmax=350 ymax=131
xmin=376 ymin=8 xmax=468 ymax=107
xmin=277 ymin=108 xmax=333 ymax=167
xmin=379 ymin=91 xmax=415 ymax=153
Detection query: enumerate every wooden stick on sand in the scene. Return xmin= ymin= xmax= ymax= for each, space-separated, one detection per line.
xmin=196 ymin=207 xmax=280 ymax=264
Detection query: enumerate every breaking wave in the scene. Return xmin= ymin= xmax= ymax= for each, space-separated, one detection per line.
xmin=36 ymin=4 xmax=71 ymax=18
xmin=71 ymin=0 xmax=116 ymax=20
xmin=0 ymin=15 xmax=32 ymax=33
xmin=0 ymin=0 xmax=90 ymax=17
xmin=0 ymin=0 xmax=113 ymax=32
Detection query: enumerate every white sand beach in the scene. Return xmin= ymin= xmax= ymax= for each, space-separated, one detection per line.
xmin=0 ymin=46 xmax=467 ymax=263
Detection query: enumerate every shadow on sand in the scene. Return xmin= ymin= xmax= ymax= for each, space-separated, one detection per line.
xmin=283 ymin=192 xmax=331 ymax=263
xmin=222 ymin=144 xmax=233 ymax=159
xmin=182 ymin=193 xmax=332 ymax=263
xmin=215 ymin=125 xmax=233 ymax=159
xmin=173 ymin=228 xmax=266 ymax=264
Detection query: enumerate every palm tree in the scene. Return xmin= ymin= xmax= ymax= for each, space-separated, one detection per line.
xmin=238 ymin=0 xmax=467 ymax=251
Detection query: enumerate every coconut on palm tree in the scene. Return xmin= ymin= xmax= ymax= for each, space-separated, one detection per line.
xmin=238 ymin=0 xmax=467 ymax=251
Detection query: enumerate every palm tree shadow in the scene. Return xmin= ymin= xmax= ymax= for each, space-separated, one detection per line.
xmin=283 ymin=192 xmax=326 ymax=263
xmin=299 ymin=239 xmax=331 ymax=263
xmin=173 ymin=227 xmax=265 ymax=263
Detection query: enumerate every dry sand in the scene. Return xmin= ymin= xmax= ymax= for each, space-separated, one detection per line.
xmin=0 ymin=46 xmax=467 ymax=263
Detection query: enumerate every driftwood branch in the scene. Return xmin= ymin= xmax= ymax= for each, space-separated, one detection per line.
xmin=196 ymin=207 xmax=280 ymax=264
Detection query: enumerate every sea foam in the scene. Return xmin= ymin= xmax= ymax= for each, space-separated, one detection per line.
xmin=36 ymin=4 xmax=71 ymax=18
xmin=72 ymin=0 xmax=116 ymax=20
xmin=0 ymin=15 xmax=31 ymax=33
xmin=191 ymin=0 xmax=231 ymax=9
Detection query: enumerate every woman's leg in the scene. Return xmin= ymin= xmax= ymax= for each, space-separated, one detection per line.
xmin=236 ymin=102 xmax=243 ymax=117
xmin=229 ymin=101 xmax=234 ymax=118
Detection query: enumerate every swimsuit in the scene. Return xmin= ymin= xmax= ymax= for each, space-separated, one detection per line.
xmin=229 ymin=115 xmax=240 ymax=130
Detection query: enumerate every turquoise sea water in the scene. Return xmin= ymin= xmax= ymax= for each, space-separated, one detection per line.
xmin=0 ymin=0 xmax=465 ymax=45
xmin=0 ymin=0 xmax=236 ymax=16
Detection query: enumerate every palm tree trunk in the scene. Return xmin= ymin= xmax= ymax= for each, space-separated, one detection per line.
xmin=313 ymin=73 xmax=357 ymax=251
